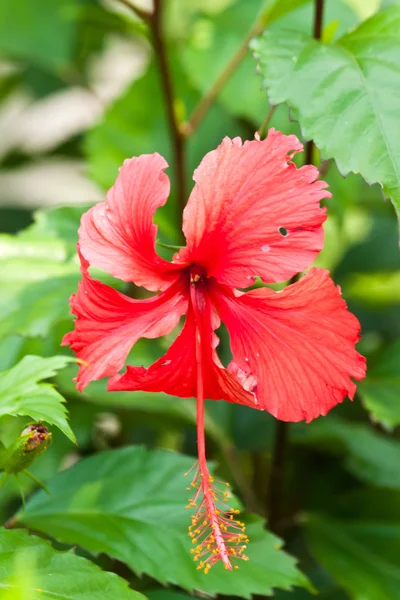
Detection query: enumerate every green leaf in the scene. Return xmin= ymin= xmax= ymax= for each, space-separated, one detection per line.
xmin=0 ymin=0 xmax=81 ymax=71
xmin=358 ymin=340 xmax=400 ymax=430
xmin=306 ymin=511 xmax=400 ymax=600
xmin=343 ymin=271 xmax=400 ymax=306
xmin=0 ymin=355 xmax=75 ymax=443
xmin=252 ymin=6 xmax=400 ymax=222
xmin=0 ymin=528 xmax=146 ymax=600
xmin=30 ymin=205 xmax=89 ymax=250
xmin=292 ymin=416 xmax=400 ymax=489
xmin=0 ymin=231 xmax=79 ymax=338
xmin=20 ymin=446 xmax=309 ymax=597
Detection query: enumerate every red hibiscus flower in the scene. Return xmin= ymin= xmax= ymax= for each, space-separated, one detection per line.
xmin=63 ymin=130 xmax=366 ymax=573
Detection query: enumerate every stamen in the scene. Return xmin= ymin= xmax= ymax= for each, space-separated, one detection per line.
xmin=186 ymin=462 xmax=249 ymax=572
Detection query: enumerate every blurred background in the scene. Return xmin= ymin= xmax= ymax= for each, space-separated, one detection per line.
xmin=0 ymin=0 xmax=400 ymax=599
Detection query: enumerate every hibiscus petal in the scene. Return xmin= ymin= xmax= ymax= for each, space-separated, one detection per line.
xmin=79 ymin=153 xmax=182 ymax=291
xmin=176 ymin=130 xmax=330 ymax=287
xmin=109 ymin=295 xmax=256 ymax=408
xmin=212 ymin=269 xmax=366 ymax=422
xmin=62 ymin=251 xmax=188 ymax=391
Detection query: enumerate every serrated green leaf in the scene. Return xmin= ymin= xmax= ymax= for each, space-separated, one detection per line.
xmin=0 ymin=355 xmax=75 ymax=443
xmin=252 ymin=6 xmax=400 ymax=222
xmin=292 ymin=416 xmax=400 ymax=489
xmin=20 ymin=446 xmax=309 ymax=597
xmin=306 ymin=512 xmax=400 ymax=600
xmin=358 ymin=340 xmax=400 ymax=430
xmin=0 ymin=528 xmax=146 ymax=600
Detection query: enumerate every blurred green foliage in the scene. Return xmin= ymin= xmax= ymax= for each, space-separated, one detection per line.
xmin=0 ymin=0 xmax=399 ymax=598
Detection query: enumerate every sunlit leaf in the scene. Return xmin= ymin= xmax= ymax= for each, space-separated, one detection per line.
xmin=252 ymin=6 xmax=400 ymax=222
xmin=0 ymin=355 xmax=75 ymax=442
xmin=0 ymin=528 xmax=146 ymax=600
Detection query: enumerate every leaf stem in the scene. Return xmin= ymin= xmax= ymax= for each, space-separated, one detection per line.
xmin=181 ymin=13 xmax=266 ymax=136
xmin=151 ymin=0 xmax=187 ymax=214
xmin=305 ymin=0 xmax=325 ymax=165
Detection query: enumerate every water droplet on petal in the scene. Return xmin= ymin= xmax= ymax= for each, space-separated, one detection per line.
xmin=161 ymin=359 xmax=171 ymax=366
xmin=261 ymin=245 xmax=270 ymax=253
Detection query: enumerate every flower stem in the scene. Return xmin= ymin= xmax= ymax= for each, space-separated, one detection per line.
xmin=305 ymin=0 xmax=325 ymax=165
xmin=181 ymin=12 xmax=266 ymax=136
xmin=151 ymin=0 xmax=187 ymax=214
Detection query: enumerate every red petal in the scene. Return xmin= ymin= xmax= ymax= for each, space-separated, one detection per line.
xmin=176 ymin=131 xmax=330 ymax=287
xmin=62 ymin=251 xmax=188 ymax=391
xmin=211 ymin=269 xmax=366 ymax=422
xmin=79 ymin=153 xmax=183 ymax=291
xmin=109 ymin=293 xmax=255 ymax=408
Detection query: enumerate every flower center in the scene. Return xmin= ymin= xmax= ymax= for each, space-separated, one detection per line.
xmin=190 ymin=265 xmax=207 ymax=285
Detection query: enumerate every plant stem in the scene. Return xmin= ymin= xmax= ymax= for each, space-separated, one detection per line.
xmin=182 ymin=15 xmax=266 ymax=136
xmin=258 ymin=105 xmax=276 ymax=139
xmin=266 ymin=420 xmax=288 ymax=533
xmin=313 ymin=0 xmax=325 ymax=39
xmin=151 ymin=0 xmax=187 ymax=214
xmin=305 ymin=0 xmax=325 ymax=165
xmin=116 ymin=0 xmax=151 ymax=22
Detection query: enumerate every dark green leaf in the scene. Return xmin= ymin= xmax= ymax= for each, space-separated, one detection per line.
xmin=0 ymin=528 xmax=146 ymax=600
xmin=358 ymin=340 xmax=400 ymax=430
xmin=293 ymin=416 xmax=400 ymax=489
xmin=306 ymin=511 xmax=400 ymax=600
xmin=252 ymin=6 xmax=400 ymax=221
xmin=20 ymin=446 xmax=309 ymax=596
xmin=0 ymin=355 xmax=75 ymax=442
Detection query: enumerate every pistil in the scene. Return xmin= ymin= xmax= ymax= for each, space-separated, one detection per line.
xmin=186 ymin=277 xmax=249 ymax=573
